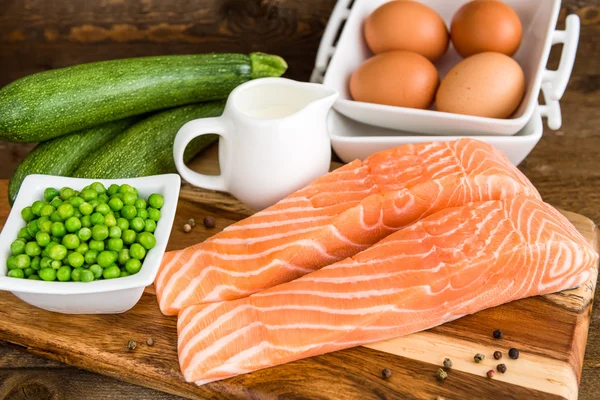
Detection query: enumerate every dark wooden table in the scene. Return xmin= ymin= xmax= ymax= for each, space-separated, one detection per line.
xmin=0 ymin=0 xmax=599 ymax=399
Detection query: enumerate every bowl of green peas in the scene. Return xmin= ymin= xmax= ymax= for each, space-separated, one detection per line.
xmin=0 ymin=174 xmax=180 ymax=314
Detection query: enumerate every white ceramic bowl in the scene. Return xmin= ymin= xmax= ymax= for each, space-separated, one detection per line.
xmin=312 ymin=0 xmax=580 ymax=136
xmin=0 ymin=174 xmax=180 ymax=314
xmin=330 ymin=107 xmax=543 ymax=165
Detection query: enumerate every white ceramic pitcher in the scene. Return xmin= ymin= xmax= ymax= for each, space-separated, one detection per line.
xmin=173 ymin=78 xmax=338 ymax=210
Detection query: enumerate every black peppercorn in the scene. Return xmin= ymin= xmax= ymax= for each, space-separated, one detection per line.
xmin=493 ymin=351 xmax=502 ymax=360
xmin=493 ymin=329 xmax=503 ymax=339
xmin=204 ymin=216 xmax=216 ymax=229
xmin=382 ymin=368 xmax=392 ymax=379
xmin=508 ymin=348 xmax=520 ymax=359
xmin=497 ymin=364 xmax=507 ymax=373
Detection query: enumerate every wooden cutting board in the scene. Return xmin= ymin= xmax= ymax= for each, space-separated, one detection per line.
xmin=0 ymin=149 xmax=598 ymax=400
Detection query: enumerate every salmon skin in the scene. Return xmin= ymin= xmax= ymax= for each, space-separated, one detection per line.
xmin=177 ymin=196 xmax=598 ymax=385
xmin=156 ymin=139 xmax=540 ymax=315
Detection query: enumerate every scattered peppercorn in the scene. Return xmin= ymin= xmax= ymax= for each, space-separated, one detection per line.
xmin=474 ymin=353 xmax=485 ymax=363
xmin=146 ymin=337 xmax=154 ymax=346
xmin=188 ymin=218 xmax=196 ymax=227
xmin=443 ymin=358 xmax=452 ymax=369
xmin=497 ymin=364 xmax=507 ymax=374
xmin=436 ymin=368 xmax=448 ymax=381
xmin=381 ymin=368 xmax=392 ymax=379
xmin=183 ymin=223 xmax=192 ymax=233
xmin=493 ymin=329 xmax=504 ymax=339
xmin=486 ymin=369 xmax=495 ymax=379
xmin=493 ymin=351 xmax=502 ymax=360
xmin=508 ymin=348 xmax=520 ymax=359
xmin=127 ymin=340 xmax=137 ymax=350
xmin=203 ymin=216 xmax=216 ymax=229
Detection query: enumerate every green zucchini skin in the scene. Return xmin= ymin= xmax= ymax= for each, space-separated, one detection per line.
xmin=0 ymin=53 xmax=287 ymax=142
xmin=72 ymin=102 xmax=225 ymax=179
xmin=8 ymin=118 xmax=137 ymax=205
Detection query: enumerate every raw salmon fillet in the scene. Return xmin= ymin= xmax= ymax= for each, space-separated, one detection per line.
xmin=177 ymin=196 xmax=598 ymax=384
xmin=156 ymin=139 xmax=540 ymax=315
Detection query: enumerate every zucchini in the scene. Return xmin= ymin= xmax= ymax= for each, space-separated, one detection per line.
xmin=73 ymin=102 xmax=225 ymax=179
xmin=8 ymin=118 xmax=137 ymax=205
xmin=0 ymin=53 xmax=287 ymax=142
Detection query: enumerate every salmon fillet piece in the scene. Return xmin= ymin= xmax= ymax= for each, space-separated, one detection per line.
xmin=177 ymin=196 xmax=598 ymax=384
xmin=156 ymin=139 xmax=540 ymax=315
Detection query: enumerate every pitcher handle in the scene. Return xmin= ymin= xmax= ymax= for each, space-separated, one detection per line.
xmin=173 ymin=117 xmax=231 ymax=192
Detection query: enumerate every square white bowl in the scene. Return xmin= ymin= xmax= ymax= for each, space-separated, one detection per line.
xmin=314 ymin=0 xmax=578 ymax=136
xmin=0 ymin=174 xmax=180 ymax=314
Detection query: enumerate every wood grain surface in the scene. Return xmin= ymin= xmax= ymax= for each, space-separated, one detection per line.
xmin=0 ymin=0 xmax=599 ymax=398
xmin=0 ymin=175 xmax=597 ymax=400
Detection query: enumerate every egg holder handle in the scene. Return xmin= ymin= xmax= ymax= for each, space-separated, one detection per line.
xmin=311 ymin=0 xmax=581 ymax=131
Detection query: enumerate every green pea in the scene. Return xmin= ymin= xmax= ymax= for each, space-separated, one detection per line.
xmin=97 ymin=251 xmax=118 ymax=267
xmin=80 ymin=188 xmax=97 ymax=202
xmin=38 ymin=220 xmax=53 ymax=234
xmin=31 ymin=200 xmax=45 ymax=216
xmin=60 ymin=187 xmax=75 ymax=201
xmin=91 ymin=224 xmax=108 ymax=241
xmin=90 ymin=182 xmax=106 ymax=194
xmin=143 ymin=219 xmax=157 ymax=233
xmin=6 ymin=256 xmax=17 ymax=270
xmin=117 ymin=249 xmax=130 ymax=265
xmin=39 ymin=267 xmax=57 ymax=281
xmin=118 ymin=184 xmax=134 ymax=194
xmin=114 ymin=211 xmax=120 ymax=219
xmin=122 ymin=229 xmax=136 ymax=245
xmin=121 ymin=204 xmax=137 ymax=220
xmin=10 ymin=240 xmax=25 ymax=255
xmin=75 ymin=243 xmax=89 ymax=255
xmin=120 ymin=271 xmax=130 ymax=277
xmin=62 ymin=234 xmax=80 ymax=250
xmin=136 ymin=208 xmax=148 ymax=220
xmin=116 ymin=218 xmax=129 ymax=231
xmin=107 ymin=238 xmax=123 ymax=252
xmin=49 ymin=211 xmax=62 ymax=222
xmin=134 ymin=198 xmax=147 ymax=209
xmin=21 ymin=206 xmax=35 ymax=222
xmin=40 ymin=257 xmax=52 ymax=269
xmin=107 ymin=184 xmax=119 ymax=196
xmin=89 ymin=264 xmax=103 ymax=279
xmin=81 ymin=269 xmax=95 ymax=282
xmin=125 ymin=258 xmax=142 ymax=274
xmin=104 ymin=214 xmax=117 ymax=228
xmin=69 ymin=196 xmax=85 ymax=208
xmin=89 ymin=240 xmax=105 ymax=252
xmin=84 ymin=249 xmax=99 ymax=264
xmin=48 ymin=244 xmax=67 ymax=261
xmin=122 ymin=192 xmax=137 ymax=206
xmin=40 ymin=204 xmax=55 ymax=218
xmin=28 ymin=274 xmax=41 ymax=280
xmin=44 ymin=188 xmax=59 ymax=202
xmin=15 ymin=254 xmax=31 ymax=269
xmin=108 ymin=197 xmax=123 ymax=212
xmin=130 ymin=217 xmax=144 ymax=232
xmin=129 ymin=243 xmax=146 ymax=260
xmin=50 ymin=260 xmax=62 ymax=269
xmin=49 ymin=222 xmax=66 ymax=238
xmin=137 ymin=232 xmax=156 ymax=250
xmin=148 ymin=208 xmax=161 ymax=222
xmin=81 ymin=215 xmax=91 ymax=228
xmin=67 ymin=252 xmax=84 ymax=268
xmin=30 ymin=256 xmax=41 ymax=270
xmin=98 ymin=195 xmax=109 ymax=204
xmin=95 ymin=203 xmax=110 ymax=215
xmin=71 ymin=267 xmax=84 ymax=281
xmin=56 ymin=266 xmax=71 ymax=281
xmin=148 ymin=193 xmax=164 ymax=209
xmin=18 ymin=227 xmax=32 ymax=241
xmin=25 ymin=241 xmax=42 ymax=257
xmin=57 ymin=203 xmax=74 ymax=220
xmin=65 ymin=216 xmax=81 ymax=233
xmin=50 ymin=197 xmax=63 ymax=209
xmin=23 ymin=267 xmax=35 ymax=277
xmin=88 ymin=199 xmax=99 ymax=209
xmin=73 ymin=210 xmax=83 ymax=219
xmin=78 ymin=202 xmax=93 ymax=216
xmin=90 ymin=212 xmax=105 ymax=225
xmin=102 ymin=265 xmax=121 ymax=279
xmin=8 ymin=269 xmax=24 ymax=279
xmin=112 ymin=192 xmax=124 ymax=200
xmin=27 ymin=220 xmax=40 ymax=236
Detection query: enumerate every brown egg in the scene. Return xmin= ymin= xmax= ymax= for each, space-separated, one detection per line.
xmin=436 ymin=52 xmax=525 ymax=118
xmin=451 ymin=0 xmax=522 ymax=57
xmin=364 ymin=1 xmax=449 ymax=62
xmin=350 ymin=51 xmax=439 ymax=109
